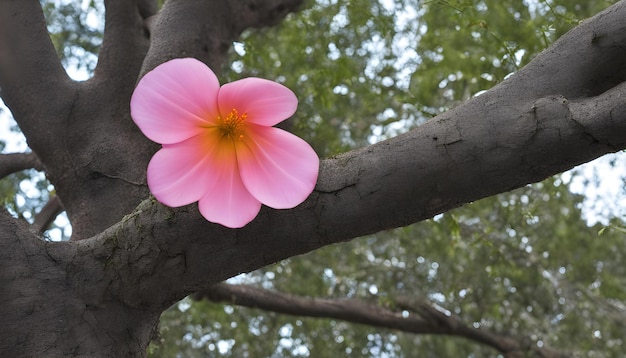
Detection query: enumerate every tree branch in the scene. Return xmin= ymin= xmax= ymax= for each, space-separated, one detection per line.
xmin=194 ymin=283 xmax=570 ymax=357
xmin=32 ymin=196 xmax=64 ymax=234
xmin=229 ymin=0 xmax=306 ymax=32
xmin=75 ymin=1 xmax=626 ymax=312
xmin=0 ymin=153 xmax=43 ymax=179
xmin=94 ymin=0 xmax=151 ymax=81
xmin=140 ymin=0 xmax=234 ymax=75
xmin=0 ymin=1 xmax=75 ymax=153
xmin=141 ymin=0 xmax=304 ymax=77
xmin=0 ymin=1 xmax=81 ymax=199
xmin=0 ymin=152 xmax=63 ymax=234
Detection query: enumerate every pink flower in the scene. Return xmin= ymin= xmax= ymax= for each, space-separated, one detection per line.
xmin=130 ymin=58 xmax=319 ymax=228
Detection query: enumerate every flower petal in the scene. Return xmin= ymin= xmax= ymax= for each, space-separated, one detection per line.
xmin=237 ymin=125 xmax=319 ymax=209
xmin=217 ymin=78 xmax=297 ymax=127
xmin=131 ymin=58 xmax=221 ymax=144
xmin=198 ymin=143 xmax=262 ymax=228
xmin=147 ymin=131 xmax=221 ymax=207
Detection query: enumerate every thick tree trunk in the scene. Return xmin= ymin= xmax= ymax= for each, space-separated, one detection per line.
xmin=0 ymin=0 xmax=625 ymax=357
xmin=0 ymin=211 xmax=161 ymax=357
xmin=0 ymin=0 xmax=304 ymax=356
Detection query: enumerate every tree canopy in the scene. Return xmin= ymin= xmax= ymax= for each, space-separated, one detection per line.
xmin=1 ymin=0 xmax=625 ymax=357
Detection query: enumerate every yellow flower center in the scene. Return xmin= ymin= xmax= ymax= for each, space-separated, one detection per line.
xmin=219 ymin=108 xmax=247 ymax=140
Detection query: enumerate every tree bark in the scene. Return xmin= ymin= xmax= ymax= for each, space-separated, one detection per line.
xmin=0 ymin=0 xmax=625 ymax=357
xmin=0 ymin=210 xmax=161 ymax=357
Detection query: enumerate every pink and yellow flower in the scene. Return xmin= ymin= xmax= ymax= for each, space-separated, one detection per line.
xmin=130 ymin=58 xmax=319 ymax=228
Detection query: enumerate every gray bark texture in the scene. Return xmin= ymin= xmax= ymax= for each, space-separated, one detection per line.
xmin=0 ymin=0 xmax=625 ymax=356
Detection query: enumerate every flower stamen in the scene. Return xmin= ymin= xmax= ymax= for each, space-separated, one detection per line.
xmin=220 ymin=108 xmax=247 ymax=139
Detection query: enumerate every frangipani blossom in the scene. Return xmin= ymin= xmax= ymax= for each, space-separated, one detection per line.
xmin=130 ymin=58 xmax=319 ymax=228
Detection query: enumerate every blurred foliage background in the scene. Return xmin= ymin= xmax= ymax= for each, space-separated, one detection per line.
xmin=1 ymin=0 xmax=625 ymax=356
